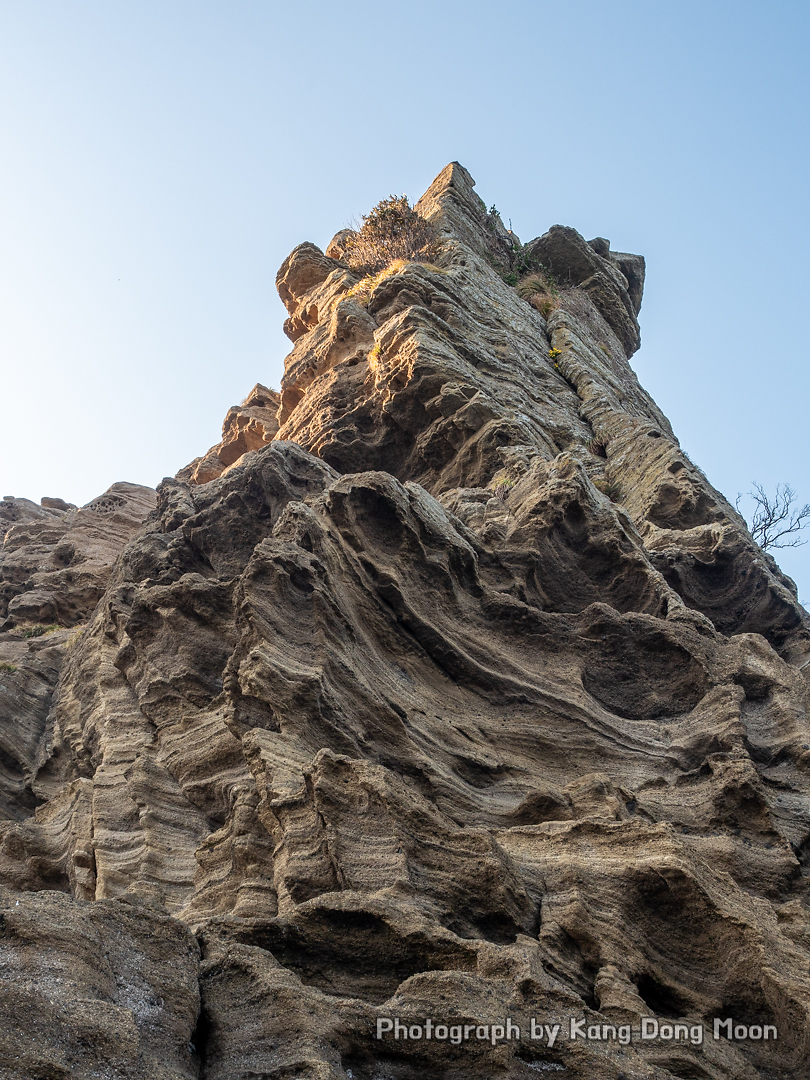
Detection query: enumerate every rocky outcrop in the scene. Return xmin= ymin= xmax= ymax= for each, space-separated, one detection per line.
xmin=526 ymin=226 xmax=644 ymax=357
xmin=1 ymin=164 xmax=809 ymax=1080
xmin=179 ymin=383 xmax=280 ymax=485
xmin=0 ymin=482 xmax=156 ymax=629
xmin=1 ymin=494 xmax=76 ymax=539
xmin=0 ymin=884 xmax=200 ymax=1079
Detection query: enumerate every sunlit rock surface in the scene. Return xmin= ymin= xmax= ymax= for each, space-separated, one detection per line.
xmin=179 ymin=382 xmax=281 ymax=486
xmin=1 ymin=163 xmax=809 ymax=1079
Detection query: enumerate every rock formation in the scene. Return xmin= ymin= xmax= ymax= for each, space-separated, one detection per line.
xmin=1 ymin=163 xmax=809 ymax=1080
xmin=179 ymin=383 xmax=280 ymax=486
xmin=0 ymin=484 xmax=156 ymax=629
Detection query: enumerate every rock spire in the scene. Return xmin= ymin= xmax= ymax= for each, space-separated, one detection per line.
xmin=1 ymin=163 xmax=808 ymax=1079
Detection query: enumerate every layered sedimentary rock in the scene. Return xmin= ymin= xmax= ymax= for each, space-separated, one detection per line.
xmin=0 ymin=484 xmax=156 ymax=825
xmin=1 ymin=163 xmax=809 ymax=1080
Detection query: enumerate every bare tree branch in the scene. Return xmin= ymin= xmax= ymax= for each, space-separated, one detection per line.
xmin=736 ymin=483 xmax=810 ymax=550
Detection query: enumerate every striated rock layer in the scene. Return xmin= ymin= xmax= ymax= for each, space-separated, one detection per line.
xmin=2 ymin=164 xmax=810 ymax=1079
xmin=0 ymin=483 xmax=156 ymax=825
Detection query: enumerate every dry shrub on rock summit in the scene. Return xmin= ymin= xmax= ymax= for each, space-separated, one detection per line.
xmin=342 ymin=194 xmax=440 ymax=274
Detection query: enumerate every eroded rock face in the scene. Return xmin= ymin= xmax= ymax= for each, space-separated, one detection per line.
xmin=1 ymin=164 xmax=810 ymax=1079
xmin=0 ymin=885 xmax=200 ymax=1079
xmin=179 ymin=383 xmax=281 ymax=485
xmin=526 ymin=225 xmax=644 ymax=356
xmin=1 ymin=495 xmax=76 ymax=538
xmin=0 ymin=482 xmax=156 ymax=827
xmin=0 ymin=482 xmax=156 ymax=629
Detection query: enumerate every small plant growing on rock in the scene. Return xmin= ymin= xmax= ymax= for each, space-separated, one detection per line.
xmin=516 ymin=271 xmax=560 ymax=319
xmin=482 ymin=209 xmax=542 ymax=283
xmin=22 ymin=624 xmax=60 ymax=638
xmin=493 ymin=479 xmax=516 ymax=501
xmin=548 ymin=347 xmax=562 ymax=361
xmin=595 ymin=479 xmax=623 ymax=503
xmin=345 ymin=264 xmax=400 ymax=305
xmin=342 ymin=196 xmax=440 ymax=276
xmin=0 ymin=662 xmax=17 ymax=673
xmin=65 ymin=625 xmax=87 ymax=651
xmin=493 ymin=242 xmax=542 ymax=284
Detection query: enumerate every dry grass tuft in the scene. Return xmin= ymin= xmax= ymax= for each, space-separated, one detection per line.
xmin=345 ymin=261 xmax=406 ymax=305
xmin=22 ymin=623 xmax=60 ymax=639
xmin=517 ymin=272 xmax=560 ymax=319
xmin=342 ymin=196 xmax=440 ymax=276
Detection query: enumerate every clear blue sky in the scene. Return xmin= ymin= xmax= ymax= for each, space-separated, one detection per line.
xmin=1 ymin=1 xmax=808 ymax=597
